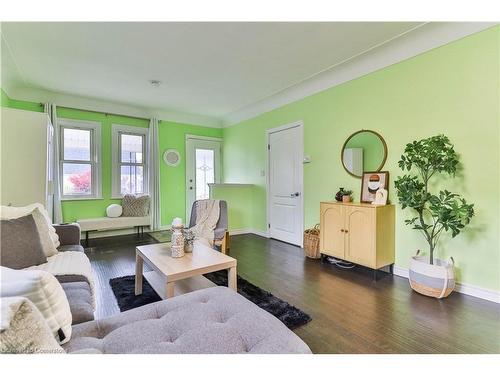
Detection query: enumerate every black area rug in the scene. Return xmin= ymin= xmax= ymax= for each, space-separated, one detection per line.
xmin=109 ymin=272 xmax=311 ymax=330
xmin=109 ymin=276 xmax=162 ymax=312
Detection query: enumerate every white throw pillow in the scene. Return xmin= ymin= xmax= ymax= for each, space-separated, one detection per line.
xmin=0 ymin=297 xmax=65 ymax=354
xmin=106 ymin=204 xmax=123 ymax=218
xmin=0 ymin=267 xmax=72 ymax=344
xmin=0 ymin=203 xmax=60 ymax=249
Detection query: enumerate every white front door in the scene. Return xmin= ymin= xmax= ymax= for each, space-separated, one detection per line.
xmin=185 ymin=136 xmax=222 ymax=221
xmin=268 ymin=122 xmax=303 ymax=246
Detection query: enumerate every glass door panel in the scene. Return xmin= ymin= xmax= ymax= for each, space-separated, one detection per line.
xmin=195 ymin=148 xmax=215 ymax=200
xmin=185 ymin=137 xmax=221 ymax=222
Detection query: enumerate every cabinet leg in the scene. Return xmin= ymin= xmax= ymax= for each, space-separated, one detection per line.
xmin=373 ymin=269 xmax=378 ymax=282
xmin=389 ymin=264 xmax=394 ymax=275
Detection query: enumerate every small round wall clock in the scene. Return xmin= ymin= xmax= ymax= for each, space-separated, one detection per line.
xmin=163 ymin=149 xmax=181 ymax=167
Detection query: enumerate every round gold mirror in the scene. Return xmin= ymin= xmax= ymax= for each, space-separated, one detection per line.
xmin=341 ymin=129 xmax=387 ymax=178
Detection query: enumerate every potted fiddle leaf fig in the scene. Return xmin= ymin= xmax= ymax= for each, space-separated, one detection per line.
xmin=394 ymin=135 xmax=474 ymax=299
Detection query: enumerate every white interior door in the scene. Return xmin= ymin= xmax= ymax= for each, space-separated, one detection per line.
xmin=268 ymin=123 xmax=303 ymax=246
xmin=185 ymin=136 xmax=222 ymax=221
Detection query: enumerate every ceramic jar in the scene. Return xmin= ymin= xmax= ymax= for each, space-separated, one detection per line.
xmin=171 ymin=225 xmax=185 ymax=258
xmin=335 ymin=188 xmax=345 ymax=202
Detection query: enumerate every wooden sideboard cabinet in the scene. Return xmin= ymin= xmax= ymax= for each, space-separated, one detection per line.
xmin=320 ymin=201 xmax=395 ymax=272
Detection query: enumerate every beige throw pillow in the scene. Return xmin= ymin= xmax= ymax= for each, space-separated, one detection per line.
xmin=31 ymin=208 xmax=59 ymax=257
xmin=122 ymin=195 xmax=150 ymax=217
xmin=0 ymin=297 xmax=65 ymax=354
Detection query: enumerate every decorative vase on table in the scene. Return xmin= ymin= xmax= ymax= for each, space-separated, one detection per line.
xmin=170 ymin=217 xmax=185 ymax=258
xmin=335 ymin=188 xmax=345 ymax=202
xmin=183 ymin=229 xmax=195 ymax=253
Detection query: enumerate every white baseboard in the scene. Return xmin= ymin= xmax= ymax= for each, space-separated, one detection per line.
xmin=393 ymin=266 xmax=499 ymax=304
xmin=228 ymin=228 xmax=252 ymax=236
xmin=229 ymin=228 xmax=269 ymax=237
xmin=393 ymin=265 xmax=410 ymax=279
xmin=250 ymin=229 xmax=270 ymax=238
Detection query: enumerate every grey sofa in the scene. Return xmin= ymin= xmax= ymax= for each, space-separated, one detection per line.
xmin=53 ymin=224 xmax=95 ymax=324
xmin=54 ymin=223 xmax=85 ymax=253
xmin=64 ymin=286 xmax=311 ymax=354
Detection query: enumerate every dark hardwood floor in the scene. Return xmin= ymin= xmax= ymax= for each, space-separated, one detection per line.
xmin=85 ymin=233 xmax=500 ymax=354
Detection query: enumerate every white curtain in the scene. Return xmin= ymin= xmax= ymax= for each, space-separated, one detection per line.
xmin=148 ymin=117 xmax=161 ymax=230
xmin=44 ymin=103 xmax=63 ymax=224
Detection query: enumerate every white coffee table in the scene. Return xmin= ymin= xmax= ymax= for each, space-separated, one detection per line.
xmin=135 ymin=241 xmax=237 ymax=299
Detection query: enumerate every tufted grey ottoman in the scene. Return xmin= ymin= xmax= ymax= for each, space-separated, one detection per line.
xmin=64 ymin=286 xmax=311 ymax=354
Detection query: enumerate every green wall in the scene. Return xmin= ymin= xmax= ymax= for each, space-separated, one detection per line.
xmin=2 ymin=92 xmax=45 ymax=113
xmin=222 ymin=26 xmax=500 ymax=291
xmin=210 ymin=185 xmax=254 ymax=230
xmin=1 ymin=90 xmax=222 ymax=226
xmin=56 ymin=108 xmax=150 ymax=223
xmin=1 ymin=89 xmax=11 ymax=107
xmin=2 ymin=27 xmax=499 ymax=291
xmin=158 ymin=121 xmax=222 ymax=224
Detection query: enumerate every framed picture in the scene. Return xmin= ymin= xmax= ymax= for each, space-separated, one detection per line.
xmin=361 ymin=171 xmax=389 ymax=203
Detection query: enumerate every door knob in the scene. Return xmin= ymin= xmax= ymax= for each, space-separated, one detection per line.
xmin=290 ymin=192 xmax=300 ymax=197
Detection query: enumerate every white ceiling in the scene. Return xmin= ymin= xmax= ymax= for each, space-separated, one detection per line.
xmin=1 ymin=22 xmax=426 ymax=124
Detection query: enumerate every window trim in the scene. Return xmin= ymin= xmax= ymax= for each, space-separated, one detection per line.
xmin=111 ymin=124 xmax=149 ymax=199
xmin=59 ymin=118 xmax=102 ymax=200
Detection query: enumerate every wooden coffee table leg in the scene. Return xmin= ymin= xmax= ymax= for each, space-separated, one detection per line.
xmin=166 ymin=281 xmax=175 ymax=298
xmin=135 ymin=253 xmax=143 ymax=295
xmin=228 ymin=266 xmax=237 ymax=291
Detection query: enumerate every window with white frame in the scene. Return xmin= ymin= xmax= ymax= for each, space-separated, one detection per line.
xmin=111 ymin=124 xmax=149 ymax=197
xmin=59 ymin=119 xmax=102 ymax=199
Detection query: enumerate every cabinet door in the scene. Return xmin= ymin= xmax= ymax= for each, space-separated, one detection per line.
xmin=345 ymin=206 xmax=376 ymax=267
xmin=320 ymin=204 xmax=345 ymax=258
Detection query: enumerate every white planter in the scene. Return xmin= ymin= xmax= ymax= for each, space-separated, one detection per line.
xmin=408 ymin=251 xmax=455 ymax=299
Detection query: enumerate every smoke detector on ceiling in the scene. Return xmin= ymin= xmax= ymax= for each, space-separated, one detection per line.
xmin=149 ymin=80 xmax=161 ymax=87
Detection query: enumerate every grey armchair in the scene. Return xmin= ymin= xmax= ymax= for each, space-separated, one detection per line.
xmin=188 ymin=200 xmax=229 ymax=254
